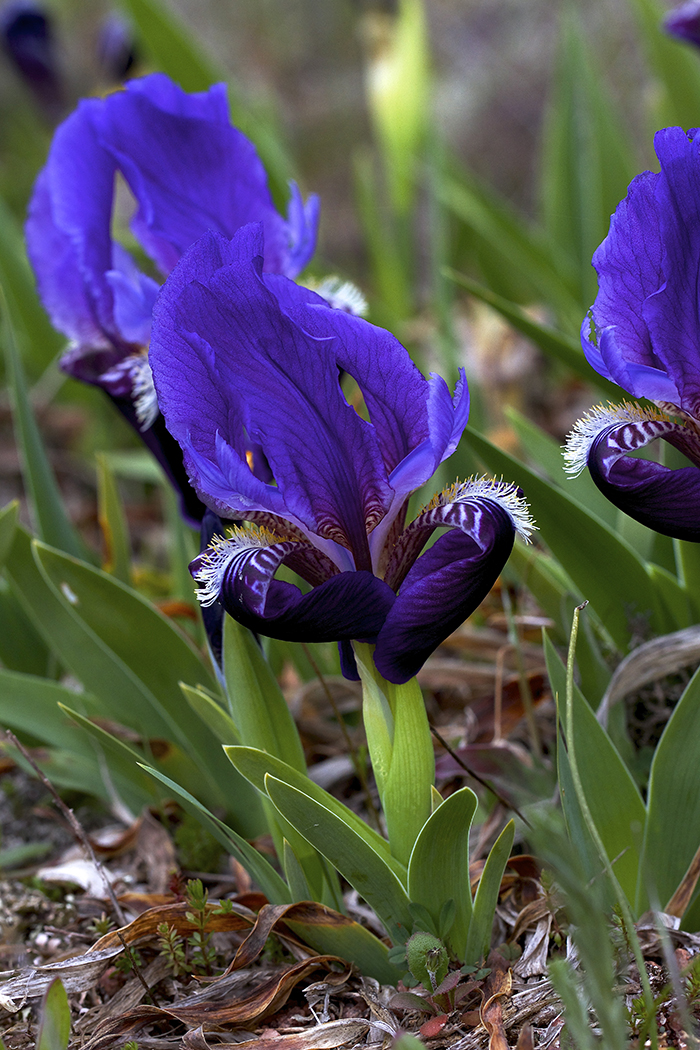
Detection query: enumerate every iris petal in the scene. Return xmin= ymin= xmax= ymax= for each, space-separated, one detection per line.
xmin=151 ymin=226 xmax=393 ymax=568
xmin=26 ymin=114 xmax=119 ymax=348
xmin=641 ymin=128 xmax=700 ymax=416
xmin=373 ymin=507 xmax=516 ymax=684
xmin=586 ymin=418 xmax=700 ymax=541
xmin=93 ymin=74 xmax=296 ymax=277
xmin=372 ymin=481 xmax=533 ymax=683
xmin=192 ymin=531 xmax=395 ymax=644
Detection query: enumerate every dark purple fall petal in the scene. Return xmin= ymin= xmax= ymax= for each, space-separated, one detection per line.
xmin=373 ymin=503 xmax=516 ymax=684
xmin=587 ymin=422 xmax=700 ymax=542
xmin=216 ymin=565 xmax=396 ymax=645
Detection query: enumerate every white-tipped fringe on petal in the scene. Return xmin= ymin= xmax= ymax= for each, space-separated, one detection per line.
xmin=431 ymin=475 xmax=537 ymax=542
xmin=129 ymin=353 xmax=160 ymax=431
xmin=192 ymin=525 xmax=292 ymax=607
xmin=312 ymin=276 xmax=368 ymax=316
xmin=563 ymin=401 xmax=667 ymax=477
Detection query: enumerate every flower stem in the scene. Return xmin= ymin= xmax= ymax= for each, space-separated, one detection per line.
xmin=353 ymin=642 xmax=434 ymax=866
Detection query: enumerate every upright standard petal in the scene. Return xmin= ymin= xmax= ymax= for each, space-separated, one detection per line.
xmin=583 ymin=127 xmax=700 ymax=413
xmin=151 ymin=226 xmax=393 ymax=568
xmin=93 ymin=75 xmax=300 ymax=277
xmin=27 ymin=74 xmax=322 ymax=527
xmin=26 ymin=107 xmax=120 ymax=351
xmin=640 ymin=128 xmax=700 ymax=417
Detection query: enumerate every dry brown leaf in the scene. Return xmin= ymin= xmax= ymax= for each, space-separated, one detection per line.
xmin=80 ymin=957 xmax=350 ymax=1049
xmin=515 ymin=1023 xmax=534 ymax=1050
xmin=0 ymin=946 xmax=123 ymax=1009
xmin=89 ymin=899 xmax=260 ymax=953
xmin=135 ymin=810 xmax=178 ymax=893
xmin=666 ymin=842 xmax=700 ymax=918
xmin=513 ymin=916 xmax=552 ymax=978
xmin=182 ymin=1017 xmax=372 ymax=1049
xmin=480 ymin=952 xmax=512 ymax=1050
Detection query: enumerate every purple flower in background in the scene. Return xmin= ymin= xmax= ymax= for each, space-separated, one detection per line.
xmin=26 ymin=72 xmax=319 ymax=524
xmin=665 ymin=1 xmax=700 ymax=49
xmin=1 ymin=1 xmax=62 ymax=114
xmin=149 ymin=224 xmax=533 ymax=684
xmin=567 ymin=126 xmax=700 ymax=542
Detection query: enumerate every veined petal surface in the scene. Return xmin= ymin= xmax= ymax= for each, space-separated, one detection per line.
xmin=191 ymin=529 xmax=395 ymax=643
xmin=151 ymin=226 xmax=393 ymax=568
xmin=584 ymin=127 xmax=700 ymax=414
xmin=374 ymin=480 xmax=534 ymax=683
xmin=640 ymin=128 xmax=700 ymax=417
xmin=566 ymin=405 xmax=700 ymax=542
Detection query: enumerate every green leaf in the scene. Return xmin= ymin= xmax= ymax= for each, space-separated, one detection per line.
xmin=282 ymin=839 xmax=312 ymax=902
xmin=540 ymin=11 xmax=637 ymax=306
xmin=0 ymin=195 xmax=62 ymax=375
xmin=0 ymin=841 xmax=53 ymax=870
xmin=223 ymin=617 xmax=306 ymax=773
xmin=119 ymin=0 xmax=221 ymax=91
xmin=1 ymin=292 xmax=85 ymax=558
xmin=264 ymin=774 xmax=414 ymax=938
xmin=505 ymin=407 xmax=618 ymax=527
xmin=407 ymin=786 xmax=477 ymax=958
xmin=140 ymin=763 xmax=291 ymax=905
xmin=353 ymin=148 xmax=412 ymax=322
xmin=0 ymin=669 xmax=103 ymax=753
xmin=181 ymin=684 xmax=240 ymax=745
xmin=95 ymin=453 xmax=131 ymax=585
xmin=281 ymin=904 xmax=402 ymax=985
xmin=37 ymin=978 xmax=70 ymax=1050
xmin=545 ymin=633 xmax=646 ymax=906
xmin=465 ymin=427 xmax=671 ymax=649
xmin=444 ymin=270 xmax=619 ymax=397
xmin=641 ymin=665 xmax=700 ymax=912
xmin=628 ymin=0 xmax=700 ymax=129
xmin=4 ymin=528 xmax=258 ymax=828
xmin=225 ymin=745 xmax=406 ymax=881
xmin=675 ymin=538 xmax=700 ymax=622
xmin=439 ymin=171 xmax=581 ymax=327
xmin=648 ymin=564 xmax=694 ymax=631
xmin=464 ymin=820 xmax=515 ymax=966
xmin=0 ymin=500 xmax=18 ymax=569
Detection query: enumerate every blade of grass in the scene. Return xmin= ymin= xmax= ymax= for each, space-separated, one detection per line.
xmin=1 ymin=289 xmax=85 ymax=559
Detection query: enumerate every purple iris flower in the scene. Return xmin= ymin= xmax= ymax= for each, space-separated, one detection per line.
xmin=1 ymin=2 xmax=62 ymax=114
xmin=25 ymin=72 xmax=319 ymax=524
xmin=567 ymin=126 xmax=700 ymax=542
xmin=149 ymin=224 xmax=534 ymax=684
xmin=665 ymin=1 xmax=700 ymax=49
